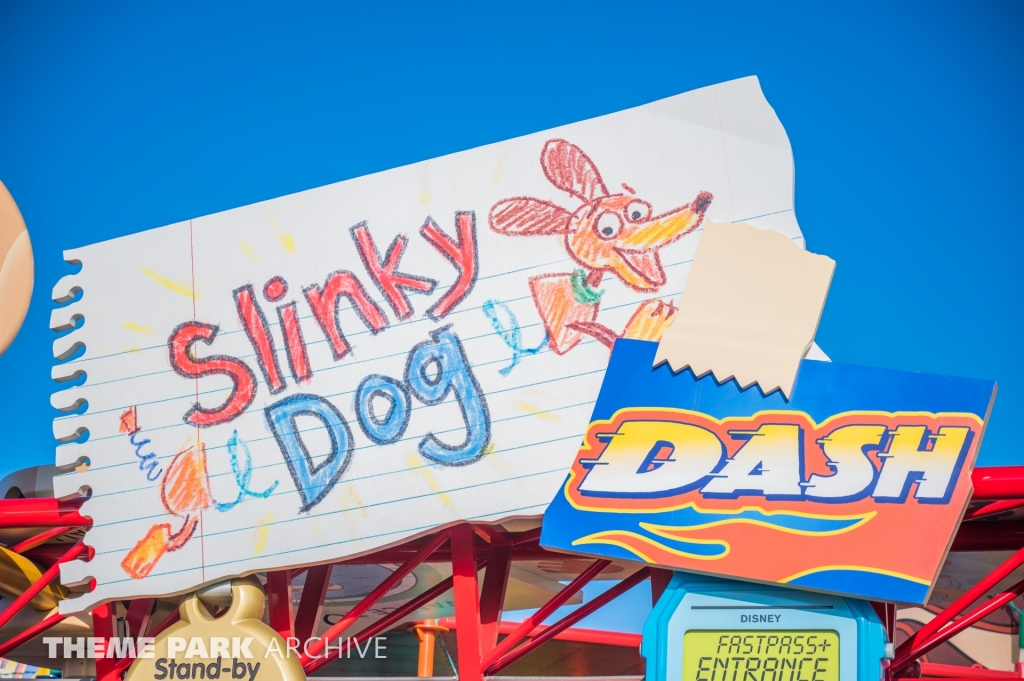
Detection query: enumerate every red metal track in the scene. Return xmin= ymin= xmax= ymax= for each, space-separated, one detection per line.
xmin=972 ymin=467 xmax=1024 ymax=500
xmin=0 ymin=499 xmax=90 ymax=528
xmin=437 ymin=617 xmax=643 ymax=648
xmin=2 ymin=465 xmax=1024 ymax=679
xmin=918 ymin=662 xmax=1021 ymax=679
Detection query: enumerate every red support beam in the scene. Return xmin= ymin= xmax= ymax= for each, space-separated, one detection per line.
xmin=300 ymin=528 xmax=451 ymax=665
xmin=265 ymin=570 xmax=294 ymax=640
xmin=0 ymin=542 xmax=85 ymax=631
xmin=650 ymin=568 xmax=673 ymax=605
xmin=110 ymin=608 xmax=183 ymax=677
xmin=438 ymin=617 xmax=642 ymax=648
xmin=480 ymin=558 xmax=611 ymax=670
xmin=871 ymin=602 xmax=896 ymax=645
xmin=124 ymin=598 xmax=155 ymax=640
xmin=451 ymin=524 xmax=484 ymax=681
xmin=294 ymin=563 xmax=332 ymax=646
xmin=972 ymin=467 xmax=1024 ymax=501
xmin=8 ymin=526 xmax=72 ymax=554
xmin=146 ymin=607 xmax=181 ymax=639
xmin=895 ymin=545 xmax=1024 ymax=667
xmin=21 ymin=544 xmax=73 ymax=568
xmin=953 ymin=521 xmax=1024 ymax=552
xmin=334 ymin=544 xmax=564 ymax=564
xmin=918 ymin=662 xmax=1022 ymax=679
xmin=512 ymin=528 xmax=542 ymax=546
xmin=479 ymin=532 xmax=512 ymax=653
xmin=109 ymin=606 xmax=183 ymax=675
xmin=0 ymin=612 xmax=65 ymax=659
xmin=302 ymin=557 xmax=488 ymax=675
xmin=93 ymin=602 xmax=118 ymax=681
xmin=486 ymin=567 xmax=651 ymax=675
xmin=893 ymin=577 xmax=1024 ymax=674
xmin=963 ymin=500 xmax=1024 ymax=521
xmin=0 ymin=499 xmax=90 ymax=528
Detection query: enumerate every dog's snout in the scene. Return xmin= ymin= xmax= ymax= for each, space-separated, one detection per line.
xmin=693 ymin=191 xmax=714 ymax=216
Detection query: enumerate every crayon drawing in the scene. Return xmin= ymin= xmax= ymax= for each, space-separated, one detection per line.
xmin=119 ymin=407 xmax=277 ymax=579
xmin=489 ymin=139 xmax=712 ymax=353
xmin=53 ymin=77 xmax=807 ymax=612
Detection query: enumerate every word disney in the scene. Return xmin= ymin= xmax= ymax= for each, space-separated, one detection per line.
xmin=167 ymin=214 xmax=488 ymax=511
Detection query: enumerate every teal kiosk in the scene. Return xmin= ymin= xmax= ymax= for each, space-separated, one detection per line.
xmin=643 ymin=573 xmax=891 ymax=681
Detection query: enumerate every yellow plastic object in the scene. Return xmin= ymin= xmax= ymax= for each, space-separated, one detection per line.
xmin=0 ymin=546 xmax=67 ymax=611
xmin=125 ymin=577 xmax=306 ymax=681
xmin=0 ymin=181 xmax=33 ymax=357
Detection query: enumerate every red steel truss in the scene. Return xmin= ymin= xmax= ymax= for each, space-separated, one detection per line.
xmin=0 ymin=466 xmax=1022 ymax=680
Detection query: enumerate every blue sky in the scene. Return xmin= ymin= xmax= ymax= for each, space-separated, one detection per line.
xmin=3 ymin=1 xmax=1021 ymax=478
xmin=0 ymin=0 xmax=1021 ymax=637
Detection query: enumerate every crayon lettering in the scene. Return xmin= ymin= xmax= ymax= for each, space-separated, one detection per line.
xmin=234 ymin=285 xmax=285 ymax=394
xmin=406 ymin=326 xmax=491 ymax=466
xmin=351 ymin=222 xmax=436 ymax=320
xmin=265 ymin=394 xmax=354 ymax=513
xmin=260 ymin=328 xmax=489 ymax=511
xmin=355 ymin=374 xmax=411 ymax=445
xmin=168 ymin=322 xmax=257 ymax=428
xmin=421 ymin=212 xmax=479 ymax=320
xmin=303 ymin=270 xmax=388 ymax=361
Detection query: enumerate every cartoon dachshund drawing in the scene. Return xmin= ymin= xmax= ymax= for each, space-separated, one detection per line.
xmin=489 ymin=139 xmax=713 ymax=354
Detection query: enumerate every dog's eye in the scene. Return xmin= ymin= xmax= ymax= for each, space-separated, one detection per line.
xmin=595 ymin=212 xmax=623 ymax=240
xmin=625 ymin=199 xmax=652 ymax=223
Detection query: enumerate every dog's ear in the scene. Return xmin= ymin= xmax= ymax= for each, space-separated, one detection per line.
xmin=540 ymin=139 xmax=609 ymax=201
xmin=489 ymin=198 xmax=573 ymax=236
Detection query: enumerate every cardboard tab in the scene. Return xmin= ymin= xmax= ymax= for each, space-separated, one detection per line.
xmin=654 ymin=222 xmax=835 ymax=397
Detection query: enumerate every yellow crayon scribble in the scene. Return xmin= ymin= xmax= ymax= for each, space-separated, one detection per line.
xmin=120 ymin=345 xmax=143 ymax=353
xmin=253 ymin=512 xmax=274 ymax=555
xmin=484 ymin=443 xmax=513 ymax=475
xmin=139 ymin=268 xmax=197 ymax=299
xmin=239 ymin=239 xmax=261 ymax=263
xmin=420 ymin=167 xmax=432 ymax=205
xmin=404 ymin=452 xmax=451 ymax=507
xmin=492 ymin=155 xmax=504 ymax=185
xmin=312 ymin=517 xmax=323 ymax=539
xmin=514 ymin=401 xmax=562 ymax=423
xmin=269 ymin=217 xmax=296 ymax=255
xmin=122 ymin=322 xmax=154 ymax=334
xmin=342 ymin=485 xmax=368 ymax=518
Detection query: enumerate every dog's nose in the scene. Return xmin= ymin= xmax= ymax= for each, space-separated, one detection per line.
xmin=693 ymin=191 xmax=713 ymax=216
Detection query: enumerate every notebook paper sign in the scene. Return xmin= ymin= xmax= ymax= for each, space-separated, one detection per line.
xmin=654 ymin=221 xmax=835 ymax=398
xmin=540 ymin=339 xmax=997 ymax=605
xmin=50 ymin=76 xmax=807 ymax=613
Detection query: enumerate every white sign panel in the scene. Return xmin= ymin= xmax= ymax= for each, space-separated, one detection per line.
xmin=50 ymin=76 xmax=805 ymax=613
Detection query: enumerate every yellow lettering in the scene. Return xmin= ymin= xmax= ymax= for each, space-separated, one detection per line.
xmin=805 ymin=425 xmax=885 ymax=499
xmin=873 ymin=426 xmax=970 ymax=501
xmin=701 ymin=425 xmax=802 ymax=497
xmin=578 ymin=420 xmax=723 ymax=495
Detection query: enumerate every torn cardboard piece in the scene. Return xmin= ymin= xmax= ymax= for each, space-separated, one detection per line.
xmin=653 ymin=221 xmax=834 ymax=397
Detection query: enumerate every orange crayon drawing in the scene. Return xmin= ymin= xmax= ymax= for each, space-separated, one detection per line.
xmin=120 ymin=407 xmax=214 ymax=579
xmin=118 ymin=407 xmax=279 ymax=579
xmin=118 ymin=405 xmax=138 ymax=434
xmin=121 ymin=439 xmax=212 ymax=579
xmin=489 ymin=139 xmax=712 ymax=353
